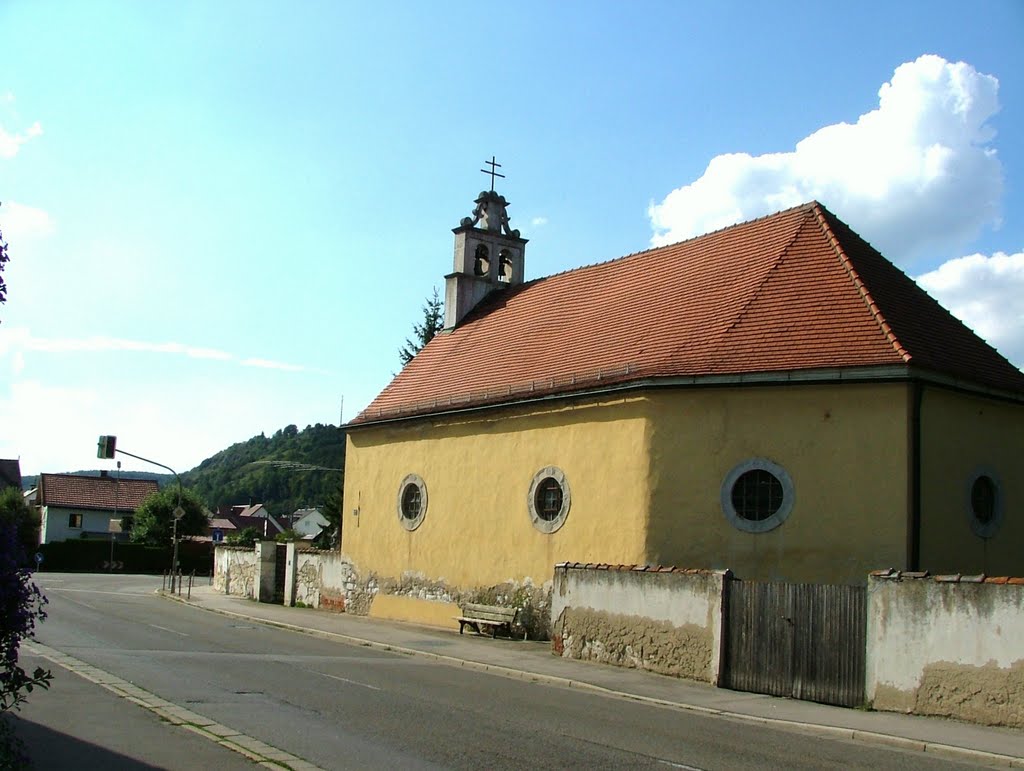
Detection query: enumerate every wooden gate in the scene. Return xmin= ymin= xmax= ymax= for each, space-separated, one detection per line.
xmin=722 ymin=581 xmax=866 ymax=707
xmin=273 ymin=544 xmax=287 ymax=604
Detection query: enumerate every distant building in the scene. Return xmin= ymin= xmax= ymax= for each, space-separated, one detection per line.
xmin=291 ymin=508 xmax=329 ymax=540
xmin=37 ymin=471 xmax=158 ymax=544
xmin=209 ymin=504 xmax=284 ymax=542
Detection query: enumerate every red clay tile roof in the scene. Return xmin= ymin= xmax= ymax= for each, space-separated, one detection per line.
xmin=353 ymin=202 xmax=1024 ymax=425
xmin=38 ymin=473 xmax=158 ymax=511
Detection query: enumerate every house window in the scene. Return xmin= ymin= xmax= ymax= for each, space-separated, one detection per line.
xmin=967 ymin=468 xmax=1003 ymax=538
xmin=397 ymin=474 xmax=427 ymax=531
xmin=721 ymin=458 xmax=794 ymax=533
xmin=68 ymin=513 xmax=83 ymax=529
xmin=528 ymin=466 xmax=570 ymax=534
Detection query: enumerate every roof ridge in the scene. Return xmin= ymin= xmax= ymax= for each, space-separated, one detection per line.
xmin=715 ymin=207 xmax=814 ymax=340
xmin=811 ymin=203 xmax=912 ymax=363
xmin=511 ymin=201 xmax=824 ymax=287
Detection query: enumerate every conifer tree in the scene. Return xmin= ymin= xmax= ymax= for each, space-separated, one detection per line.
xmin=399 ymin=287 xmax=443 ymax=366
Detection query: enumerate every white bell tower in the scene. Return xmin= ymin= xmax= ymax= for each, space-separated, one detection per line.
xmin=444 ymin=158 xmax=528 ymax=329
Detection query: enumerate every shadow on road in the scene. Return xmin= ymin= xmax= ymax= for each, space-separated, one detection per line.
xmin=12 ymin=715 xmax=161 ymax=770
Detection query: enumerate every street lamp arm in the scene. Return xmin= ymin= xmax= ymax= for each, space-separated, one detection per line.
xmin=109 ymin=446 xmax=184 ymax=587
xmin=111 ymin=448 xmax=181 ymax=499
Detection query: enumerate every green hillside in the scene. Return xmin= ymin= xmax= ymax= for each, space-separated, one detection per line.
xmin=183 ymin=423 xmax=346 ymax=518
xmin=23 ymin=423 xmax=346 ymax=520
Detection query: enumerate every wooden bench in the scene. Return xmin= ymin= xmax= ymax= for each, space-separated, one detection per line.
xmin=456 ymin=603 xmax=518 ymax=638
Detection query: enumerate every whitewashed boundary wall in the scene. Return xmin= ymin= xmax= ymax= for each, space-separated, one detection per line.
xmin=551 ymin=563 xmax=730 ymax=683
xmin=213 ymin=545 xmax=259 ymax=599
xmin=866 ymin=571 xmax=1024 ymax=728
xmin=291 ymin=547 xmax=357 ymax=612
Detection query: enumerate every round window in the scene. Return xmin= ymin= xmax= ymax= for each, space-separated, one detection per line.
xmin=721 ymin=458 xmax=794 ymax=533
xmin=396 ymin=474 xmax=427 ymax=531
xmin=966 ymin=468 xmax=1002 ymax=539
xmin=528 ymin=466 xmax=570 ymax=533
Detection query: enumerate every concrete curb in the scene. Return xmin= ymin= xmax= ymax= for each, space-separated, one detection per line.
xmin=160 ymin=591 xmax=1024 ymax=768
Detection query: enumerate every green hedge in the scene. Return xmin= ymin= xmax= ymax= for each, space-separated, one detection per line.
xmin=37 ymin=539 xmax=214 ymax=575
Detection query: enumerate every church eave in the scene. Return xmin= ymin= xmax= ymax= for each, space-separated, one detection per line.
xmin=346 ymin=362 xmax=1024 ymax=431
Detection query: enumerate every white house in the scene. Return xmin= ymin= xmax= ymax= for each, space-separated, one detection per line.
xmin=37 ymin=472 xmax=158 ymax=544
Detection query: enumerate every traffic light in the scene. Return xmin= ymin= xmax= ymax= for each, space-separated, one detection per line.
xmin=97 ymin=435 xmax=117 ymax=459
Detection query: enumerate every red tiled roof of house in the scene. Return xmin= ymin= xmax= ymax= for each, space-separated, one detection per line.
xmin=352 ymin=202 xmax=1024 ymax=425
xmin=37 ymin=473 xmax=158 ymax=511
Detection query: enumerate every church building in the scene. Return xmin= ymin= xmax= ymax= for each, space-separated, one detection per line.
xmin=341 ymin=180 xmax=1023 ymax=623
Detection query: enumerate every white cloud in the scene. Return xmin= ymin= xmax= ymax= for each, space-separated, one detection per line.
xmin=0 ymin=374 xmax=339 ymax=476
xmin=531 ymin=216 xmax=549 ymax=227
xmin=649 ymin=55 xmax=1003 ymax=263
xmin=916 ymin=250 xmax=1024 ymax=367
xmin=0 ymin=120 xmax=42 ymax=159
xmin=0 ymin=327 xmax=316 ymax=373
xmin=240 ymin=358 xmax=308 ymax=372
xmin=3 ymin=331 xmax=233 ymax=361
xmin=0 ymin=201 xmax=55 ymax=240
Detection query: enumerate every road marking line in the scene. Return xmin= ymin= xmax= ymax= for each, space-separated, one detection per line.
xmin=44 ymin=587 xmax=153 ymax=597
xmin=148 ymin=623 xmax=189 ymax=637
xmin=318 ymin=671 xmax=382 ymax=691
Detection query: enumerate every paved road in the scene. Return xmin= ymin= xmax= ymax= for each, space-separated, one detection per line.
xmin=17 ymin=573 xmax=992 ymax=770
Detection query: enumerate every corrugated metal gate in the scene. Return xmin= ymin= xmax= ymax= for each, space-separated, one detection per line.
xmin=722 ymin=581 xmax=866 ymax=707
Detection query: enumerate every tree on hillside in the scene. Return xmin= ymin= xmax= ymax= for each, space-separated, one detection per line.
xmin=130 ymin=487 xmax=208 ymax=547
xmin=399 ymin=287 xmax=443 ymax=366
xmin=182 ymin=423 xmax=346 ymax=516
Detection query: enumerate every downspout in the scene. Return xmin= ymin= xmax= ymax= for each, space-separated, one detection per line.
xmin=908 ymin=381 xmax=923 ymax=571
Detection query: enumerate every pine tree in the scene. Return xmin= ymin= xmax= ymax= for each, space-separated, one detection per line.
xmin=399 ymin=287 xmax=443 ymax=365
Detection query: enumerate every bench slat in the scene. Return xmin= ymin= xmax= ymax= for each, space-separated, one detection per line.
xmin=456 ymin=603 xmax=518 ymax=638
xmin=461 ymin=604 xmax=516 ymax=621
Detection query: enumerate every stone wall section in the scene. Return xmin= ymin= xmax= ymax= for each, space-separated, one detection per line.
xmin=213 ymin=546 xmax=258 ymax=599
xmin=866 ymin=570 xmax=1024 ymax=728
xmin=551 ymin=563 xmax=729 ymax=683
xmin=292 ymin=548 xmax=358 ymax=611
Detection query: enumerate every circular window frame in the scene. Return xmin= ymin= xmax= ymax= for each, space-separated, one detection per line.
xmin=966 ymin=467 xmax=1003 ymax=539
xmin=397 ymin=473 xmax=428 ymax=531
xmin=528 ymin=466 xmax=571 ymax=534
xmin=720 ymin=457 xmax=795 ymax=533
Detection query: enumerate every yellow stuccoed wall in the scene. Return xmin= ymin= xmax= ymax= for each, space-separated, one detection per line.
xmin=918 ymin=387 xmax=1024 ymax=576
xmin=342 ymin=395 xmax=652 ymax=590
xmin=645 ymin=382 xmax=913 ymax=585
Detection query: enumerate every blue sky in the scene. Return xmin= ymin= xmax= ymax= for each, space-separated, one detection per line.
xmin=2 ymin=1 xmax=1022 ymax=476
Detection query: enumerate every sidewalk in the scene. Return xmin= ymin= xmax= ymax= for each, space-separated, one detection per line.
xmin=167 ymin=585 xmax=1024 ymax=768
xmin=13 ymin=649 xmax=264 ymax=771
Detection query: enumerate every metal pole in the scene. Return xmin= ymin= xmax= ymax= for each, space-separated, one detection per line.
xmin=111 ymin=448 xmax=182 ymax=591
xmin=172 ymin=517 xmax=179 ymax=592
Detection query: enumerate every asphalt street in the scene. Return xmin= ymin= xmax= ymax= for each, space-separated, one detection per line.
xmin=11 ymin=573 xmax=1017 ymax=770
